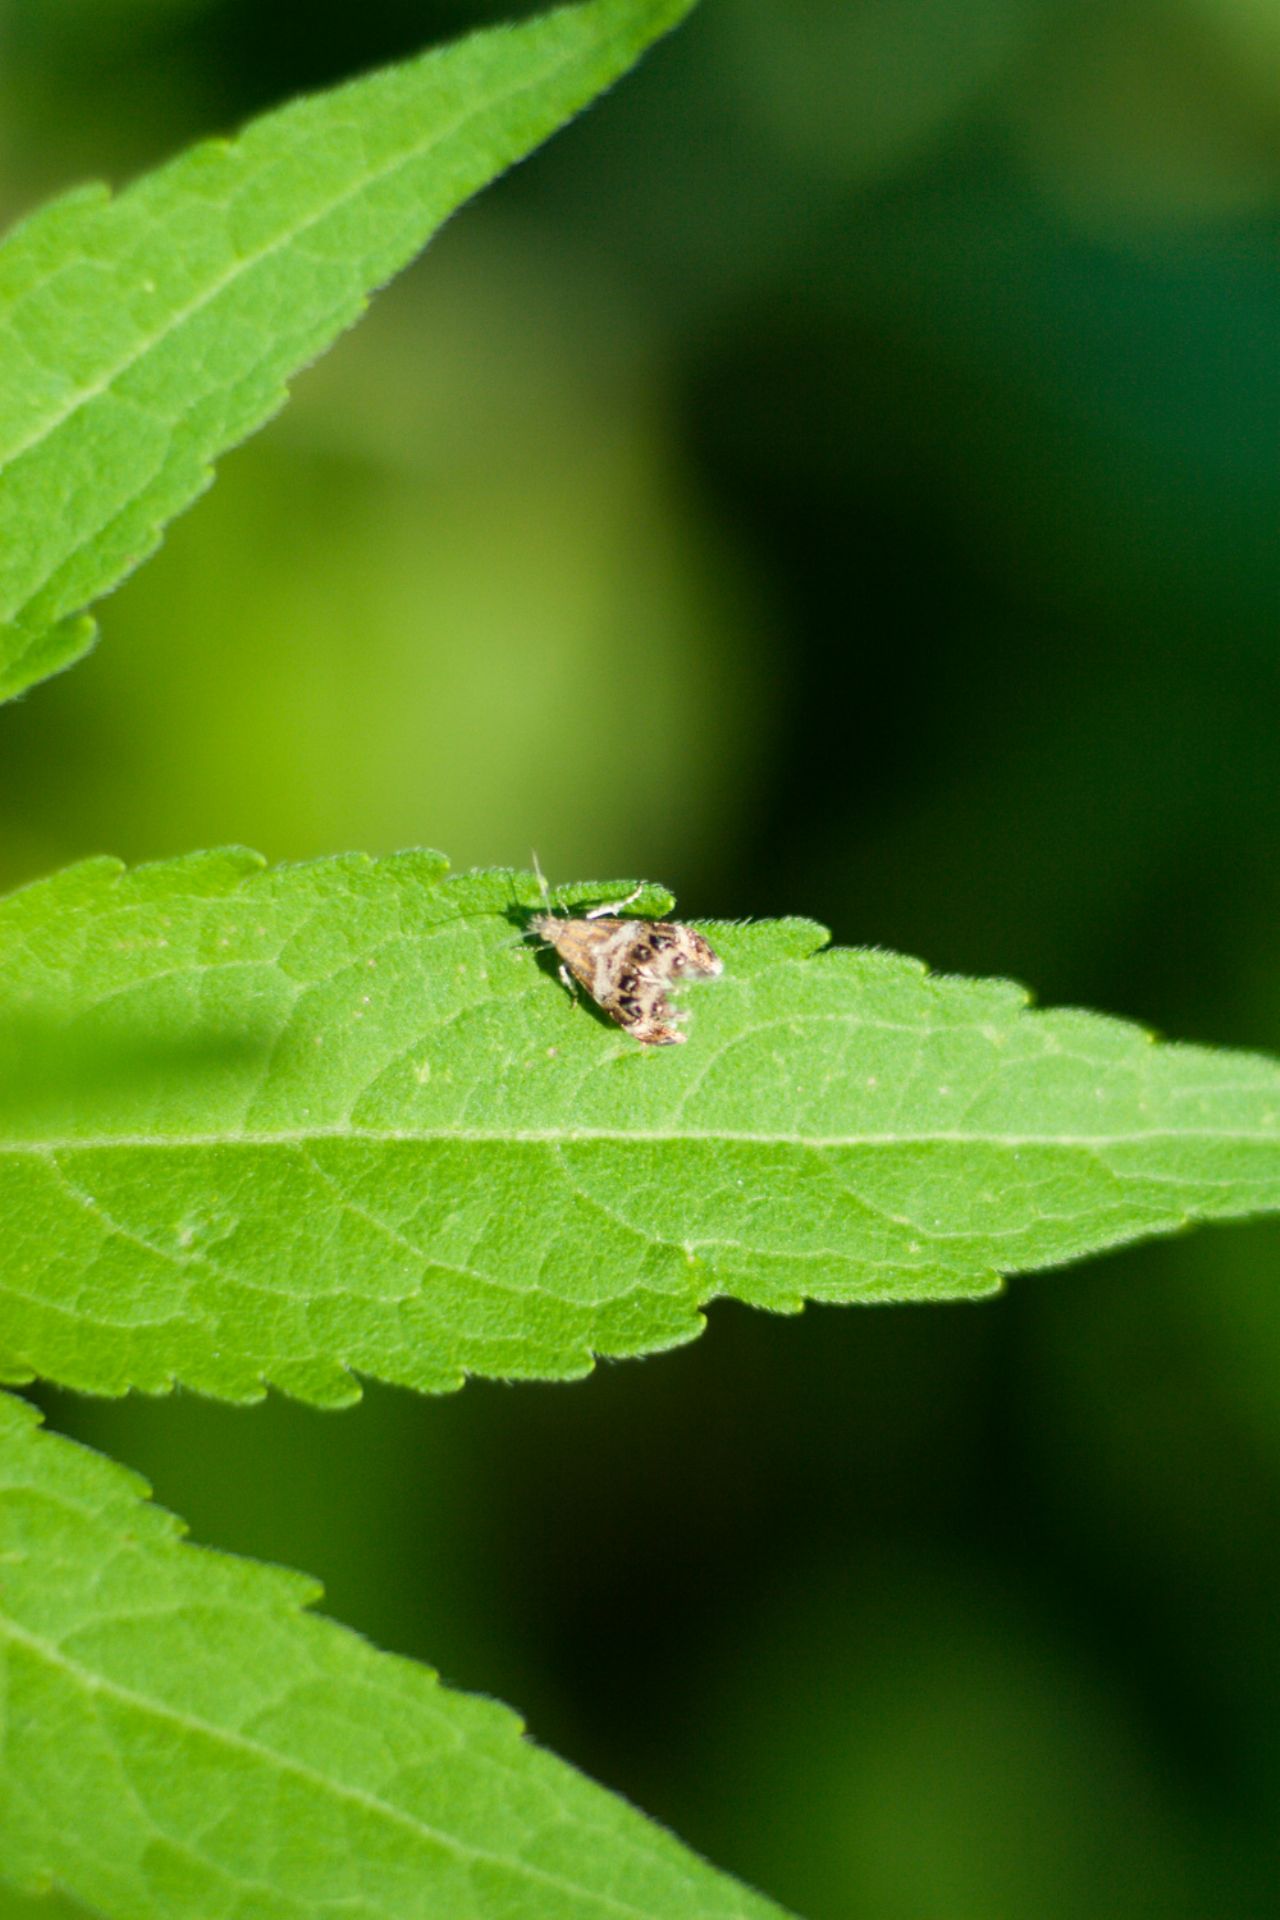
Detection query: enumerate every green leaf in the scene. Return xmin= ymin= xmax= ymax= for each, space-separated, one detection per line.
xmin=0 ymin=0 xmax=696 ymax=702
xmin=2 ymin=849 xmax=1278 ymax=1405
xmin=0 ymin=1389 xmax=790 ymax=1920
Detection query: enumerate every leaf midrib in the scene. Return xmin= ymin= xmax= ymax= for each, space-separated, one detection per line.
xmin=1 ymin=1124 xmax=1271 ymax=1151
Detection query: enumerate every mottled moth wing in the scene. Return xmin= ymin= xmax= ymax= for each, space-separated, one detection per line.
xmin=529 ymin=905 xmax=722 ymax=1046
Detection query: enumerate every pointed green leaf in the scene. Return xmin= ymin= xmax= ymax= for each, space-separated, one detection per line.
xmin=0 ymin=0 xmax=696 ymax=702
xmin=0 ymin=1391 xmax=789 ymax=1919
xmin=2 ymin=850 xmax=1277 ymax=1404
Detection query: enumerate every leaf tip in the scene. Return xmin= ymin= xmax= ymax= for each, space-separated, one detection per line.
xmin=0 ymin=613 xmax=98 ymax=706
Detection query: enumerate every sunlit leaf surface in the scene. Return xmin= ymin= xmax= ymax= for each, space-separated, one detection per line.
xmin=3 ymin=850 xmax=1277 ymax=1404
xmin=0 ymin=0 xmax=695 ymax=700
xmin=0 ymin=1390 xmax=790 ymax=1920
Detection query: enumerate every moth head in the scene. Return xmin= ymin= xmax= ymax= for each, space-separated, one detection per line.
xmin=673 ymin=927 xmax=723 ymax=978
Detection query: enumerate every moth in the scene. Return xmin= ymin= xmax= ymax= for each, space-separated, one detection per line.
xmin=529 ymin=873 xmax=723 ymax=1046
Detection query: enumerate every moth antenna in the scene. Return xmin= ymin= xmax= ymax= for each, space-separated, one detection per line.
xmin=530 ymin=850 xmax=554 ymax=916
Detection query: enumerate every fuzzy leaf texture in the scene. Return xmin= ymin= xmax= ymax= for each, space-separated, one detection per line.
xmin=2 ymin=850 xmax=1278 ymax=1406
xmin=0 ymin=1390 xmax=789 ymax=1920
xmin=0 ymin=0 xmax=696 ymax=702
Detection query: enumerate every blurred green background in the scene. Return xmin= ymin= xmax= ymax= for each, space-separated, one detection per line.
xmin=2 ymin=2 xmax=1278 ymax=1915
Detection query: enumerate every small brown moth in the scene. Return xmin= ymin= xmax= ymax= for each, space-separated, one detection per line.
xmin=529 ymin=867 xmax=723 ymax=1046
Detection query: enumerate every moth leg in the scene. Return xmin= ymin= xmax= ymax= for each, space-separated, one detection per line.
xmin=585 ymin=884 xmax=645 ymax=920
xmin=557 ymin=962 xmax=578 ymax=998
xmin=639 ymin=1023 xmax=685 ymax=1046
